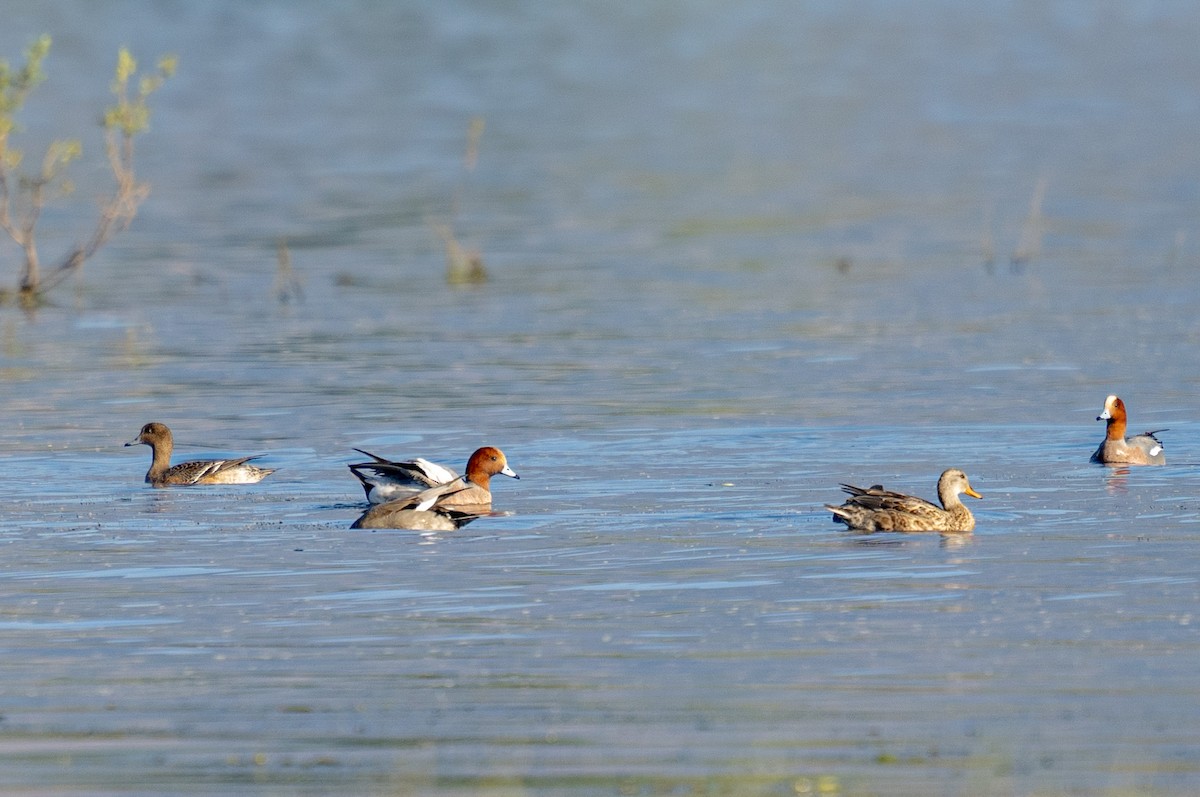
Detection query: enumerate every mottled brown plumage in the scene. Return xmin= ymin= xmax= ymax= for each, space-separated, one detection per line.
xmin=126 ymin=422 xmax=275 ymax=487
xmin=826 ymin=469 xmax=982 ymax=532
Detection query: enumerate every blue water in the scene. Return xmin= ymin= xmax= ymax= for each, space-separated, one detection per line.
xmin=1 ymin=2 xmax=1200 ymax=795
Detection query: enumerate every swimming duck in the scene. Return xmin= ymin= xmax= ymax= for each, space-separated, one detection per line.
xmin=348 ymin=445 xmax=518 ymax=507
xmin=350 ymin=478 xmax=483 ymax=530
xmin=826 ymin=469 xmax=982 ymax=532
xmin=1091 ymin=394 xmax=1166 ymax=465
xmin=125 ymin=422 xmax=276 ymax=486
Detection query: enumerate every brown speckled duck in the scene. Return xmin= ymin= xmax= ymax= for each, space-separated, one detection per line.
xmin=826 ymin=469 xmax=982 ymax=532
xmin=348 ymin=445 xmax=518 ymax=507
xmin=351 ymin=478 xmax=484 ymax=531
xmin=1091 ymin=395 xmax=1166 ymax=466
xmin=125 ymin=422 xmax=275 ymax=487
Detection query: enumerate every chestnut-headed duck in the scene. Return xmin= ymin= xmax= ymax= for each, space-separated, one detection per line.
xmin=826 ymin=469 xmax=982 ymax=532
xmin=1092 ymin=395 xmax=1166 ymax=465
xmin=125 ymin=422 xmax=276 ymax=486
xmin=350 ymin=478 xmax=483 ymax=530
xmin=348 ymin=445 xmax=518 ymax=507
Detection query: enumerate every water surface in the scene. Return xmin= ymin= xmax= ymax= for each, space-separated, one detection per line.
xmin=2 ymin=2 xmax=1200 ymax=795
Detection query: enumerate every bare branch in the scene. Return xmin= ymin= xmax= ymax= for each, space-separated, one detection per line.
xmin=0 ymin=40 xmax=174 ymax=300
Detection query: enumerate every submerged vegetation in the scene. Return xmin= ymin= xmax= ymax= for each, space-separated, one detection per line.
xmin=0 ymin=35 xmax=175 ymax=306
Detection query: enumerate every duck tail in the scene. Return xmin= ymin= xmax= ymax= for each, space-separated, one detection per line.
xmin=826 ymin=504 xmax=852 ymax=525
xmin=352 ymin=448 xmax=391 ymax=463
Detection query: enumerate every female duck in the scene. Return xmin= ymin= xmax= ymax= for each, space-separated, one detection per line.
xmin=348 ymin=445 xmax=518 ymax=507
xmin=826 ymin=468 xmax=982 ymax=532
xmin=351 ymin=478 xmax=483 ymax=531
xmin=126 ymin=422 xmax=275 ymax=486
xmin=1092 ymin=394 xmax=1166 ymax=465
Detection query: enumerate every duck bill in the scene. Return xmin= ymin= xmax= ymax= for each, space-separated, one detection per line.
xmin=964 ymin=487 xmax=983 ymax=499
xmin=502 ymin=465 xmax=519 ymax=480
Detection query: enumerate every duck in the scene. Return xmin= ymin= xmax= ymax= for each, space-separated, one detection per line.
xmin=1091 ymin=394 xmax=1166 ymax=465
xmin=350 ymin=478 xmax=484 ymax=530
xmin=125 ymin=422 xmax=275 ymax=486
xmin=826 ymin=469 xmax=982 ymax=532
xmin=348 ymin=445 xmax=518 ymax=507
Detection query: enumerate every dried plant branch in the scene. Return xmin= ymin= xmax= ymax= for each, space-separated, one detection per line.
xmin=434 ymin=116 xmax=488 ymax=285
xmin=1011 ymin=177 xmax=1048 ymax=270
xmin=0 ymin=37 xmax=174 ymax=304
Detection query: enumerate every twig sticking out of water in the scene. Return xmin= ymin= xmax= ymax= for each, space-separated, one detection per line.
xmin=0 ymin=38 xmax=175 ymax=307
xmin=1011 ymin=177 xmax=1047 ymax=272
xmin=981 ymin=205 xmax=996 ymax=274
xmin=1165 ymin=229 xmax=1186 ymax=271
xmin=430 ymin=220 xmax=487 ymax=285
xmin=461 ymin=117 xmax=485 ymax=186
xmin=273 ymin=238 xmax=304 ymax=304
xmin=433 ymin=116 xmax=488 ymax=285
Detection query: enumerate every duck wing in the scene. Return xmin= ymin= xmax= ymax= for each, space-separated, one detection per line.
xmin=839 ymin=483 xmax=943 ymax=514
xmin=351 ymin=478 xmax=482 ymax=530
xmin=350 ymin=450 xmax=459 ymax=485
xmin=168 ymin=455 xmax=269 ymax=485
xmin=349 ymin=449 xmax=461 ymax=502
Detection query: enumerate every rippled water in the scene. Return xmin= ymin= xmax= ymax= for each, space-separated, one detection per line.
xmin=2 ymin=2 xmax=1200 ymax=795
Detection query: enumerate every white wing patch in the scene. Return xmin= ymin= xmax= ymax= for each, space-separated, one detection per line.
xmin=411 ymin=458 xmax=459 ymax=484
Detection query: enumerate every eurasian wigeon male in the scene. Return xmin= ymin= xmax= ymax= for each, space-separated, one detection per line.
xmin=348 ymin=445 xmax=518 ymax=507
xmin=125 ymin=422 xmax=276 ymax=486
xmin=826 ymin=469 xmax=982 ymax=532
xmin=350 ymin=478 xmax=484 ymax=531
xmin=1092 ymin=395 xmax=1166 ymax=465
